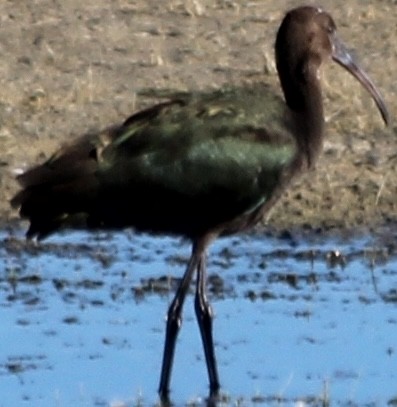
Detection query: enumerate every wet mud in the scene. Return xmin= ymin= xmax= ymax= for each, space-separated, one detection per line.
xmin=1 ymin=228 xmax=397 ymax=406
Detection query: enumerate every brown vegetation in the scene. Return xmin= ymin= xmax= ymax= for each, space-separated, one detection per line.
xmin=1 ymin=0 xmax=395 ymax=232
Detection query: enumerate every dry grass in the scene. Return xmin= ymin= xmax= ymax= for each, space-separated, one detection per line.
xmin=1 ymin=0 xmax=395 ymax=230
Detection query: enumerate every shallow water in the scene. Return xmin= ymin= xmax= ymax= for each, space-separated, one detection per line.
xmin=0 ymin=228 xmax=396 ymax=407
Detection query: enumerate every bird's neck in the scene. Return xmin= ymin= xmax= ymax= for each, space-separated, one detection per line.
xmin=279 ymin=62 xmax=325 ymax=169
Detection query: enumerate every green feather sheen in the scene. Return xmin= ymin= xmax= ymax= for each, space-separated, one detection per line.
xmin=100 ymin=85 xmax=297 ymax=212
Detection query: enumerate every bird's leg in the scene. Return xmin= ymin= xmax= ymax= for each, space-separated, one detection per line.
xmin=195 ymin=252 xmax=221 ymax=398
xmin=158 ymin=243 xmax=200 ymax=403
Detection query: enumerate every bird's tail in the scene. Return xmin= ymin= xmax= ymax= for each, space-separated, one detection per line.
xmin=10 ymin=129 xmax=115 ymax=239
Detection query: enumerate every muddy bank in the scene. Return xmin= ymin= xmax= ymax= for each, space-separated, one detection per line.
xmin=1 ymin=0 xmax=395 ymax=233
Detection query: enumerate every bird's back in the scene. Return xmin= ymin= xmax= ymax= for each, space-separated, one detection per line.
xmin=12 ymin=85 xmax=300 ymax=239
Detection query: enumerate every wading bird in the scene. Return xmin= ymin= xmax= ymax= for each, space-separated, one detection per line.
xmin=11 ymin=6 xmax=389 ymax=403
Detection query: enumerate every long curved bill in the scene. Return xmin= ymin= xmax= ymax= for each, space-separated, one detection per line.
xmin=331 ymin=34 xmax=389 ymax=126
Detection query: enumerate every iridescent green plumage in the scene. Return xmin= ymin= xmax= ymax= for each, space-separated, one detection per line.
xmin=13 ymin=85 xmax=298 ymax=238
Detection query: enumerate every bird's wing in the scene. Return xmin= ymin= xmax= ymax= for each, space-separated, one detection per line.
xmin=94 ymin=86 xmax=298 ymax=232
xmin=102 ymin=86 xmax=297 ymax=190
xmin=12 ymin=86 xmax=298 ymax=238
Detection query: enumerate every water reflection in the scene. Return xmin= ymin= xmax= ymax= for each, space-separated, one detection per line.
xmin=0 ymin=228 xmax=396 ymax=406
